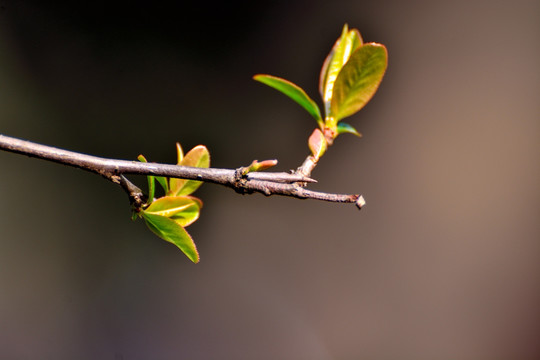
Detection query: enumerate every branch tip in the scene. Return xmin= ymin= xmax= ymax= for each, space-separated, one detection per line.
xmin=356 ymin=195 xmax=366 ymax=210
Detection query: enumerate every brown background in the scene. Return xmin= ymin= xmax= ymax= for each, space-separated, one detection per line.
xmin=0 ymin=0 xmax=539 ymax=359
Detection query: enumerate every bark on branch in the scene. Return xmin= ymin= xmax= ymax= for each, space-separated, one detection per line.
xmin=0 ymin=134 xmax=365 ymax=209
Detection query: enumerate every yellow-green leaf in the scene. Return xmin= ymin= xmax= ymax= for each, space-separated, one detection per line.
xmin=170 ymin=145 xmax=210 ymax=196
xmin=243 ymin=159 xmax=278 ymax=174
xmin=253 ymin=74 xmax=322 ymax=125
xmin=144 ymin=195 xmax=202 ymax=227
xmin=319 ymin=24 xmax=363 ymax=116
xmin=330 ymin=43 xmax=388 ymax=122
xmin=142 ymin=212 xmax=199 ymax=263
xmin=169 ymin=200 xmax=202 ymax=227
xmin=175 ymin=142 xmax=184 ymax=163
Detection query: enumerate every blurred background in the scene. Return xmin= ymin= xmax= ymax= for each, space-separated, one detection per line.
xmin=0 ymin=0 xmax=539 ymax=359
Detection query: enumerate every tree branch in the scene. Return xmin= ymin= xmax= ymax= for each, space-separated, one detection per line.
xmin=0 ymin=134 xmax=365 ymax=209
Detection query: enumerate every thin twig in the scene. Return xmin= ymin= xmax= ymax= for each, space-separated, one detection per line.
xmin=296 ymin=154 xmax=319 ymax=178
xmin=0 ymin=134 xmax=365 ymax=209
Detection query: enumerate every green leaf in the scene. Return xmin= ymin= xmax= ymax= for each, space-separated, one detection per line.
xmin=336 ymin=122 xmax=362 ymax=137
xmin=137 ymin=154 xmax=155 ymax=203
xmin=138 ymin=154 xmax=168 ymax=197
xmin=155 ymin=176 xmax=169 ymax=194
xmin=144 ymin=196 xmax=202 ymax=227
xmin=330 ymin=43 xmax=388 ymax=122
xmin=253 ymin=74 xmax=323 ymax=125
xmin=170 ymin=145 xmax=210 ymax=196
xmin=319 ymin=24 xmax=363 ymax=116
xmin=142 ymin=212 xmax=199 ymax=263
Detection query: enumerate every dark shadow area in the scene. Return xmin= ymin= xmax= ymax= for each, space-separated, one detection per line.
xmin=0 ymin=1 xmax=539 ymax=359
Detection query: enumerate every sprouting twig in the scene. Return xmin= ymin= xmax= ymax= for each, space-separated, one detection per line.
xmin=0 ymin=134 xmax=365 ymax=209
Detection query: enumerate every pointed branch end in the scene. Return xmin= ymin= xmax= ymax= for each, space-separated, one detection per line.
xmin=356 ymin=195 xmax=366 ymax=210
xmin=298 ymin=175 xmax=317 ymax=183
xmin=115 ymin=175 xmax=146 ymax=211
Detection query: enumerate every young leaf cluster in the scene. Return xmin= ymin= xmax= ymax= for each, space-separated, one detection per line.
xmin=254 ymin=24 xmax=387 ymax=161
xmin=134 ymin=143 xmax=210 ymax=263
